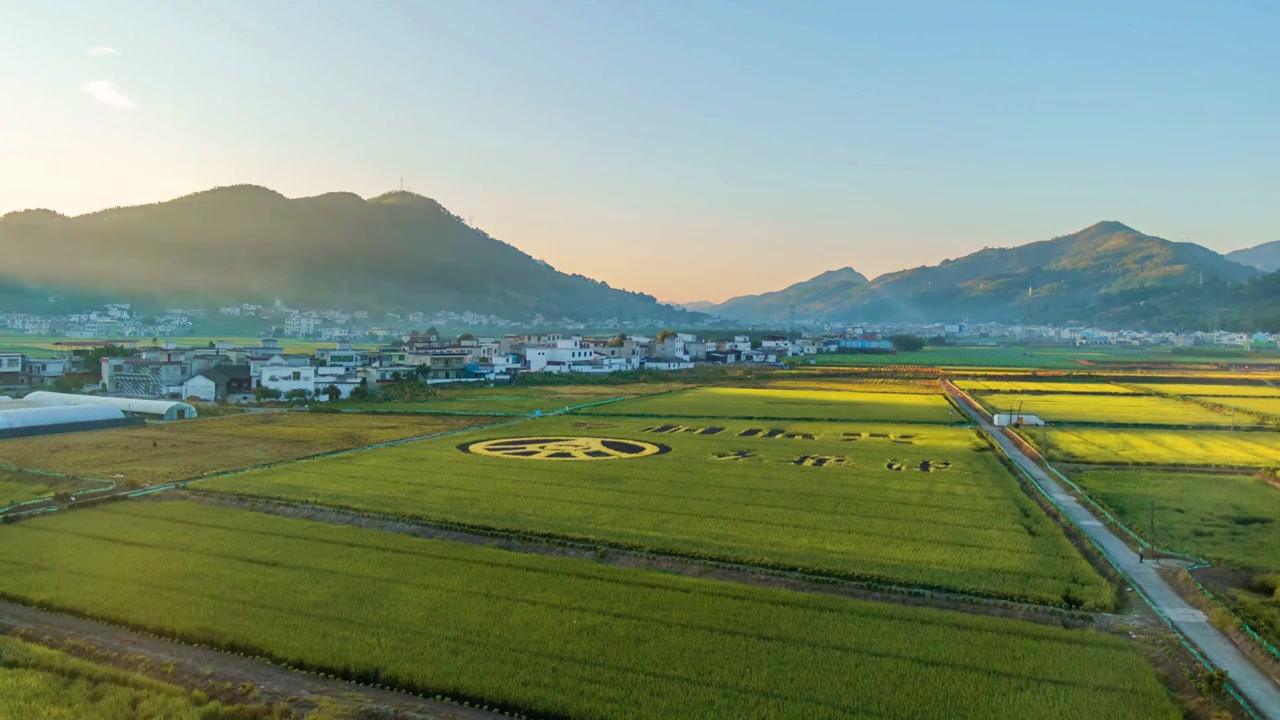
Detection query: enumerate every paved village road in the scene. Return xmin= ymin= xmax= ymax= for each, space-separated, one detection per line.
xmin=944 ymin=385 xmax=1280 ymax=719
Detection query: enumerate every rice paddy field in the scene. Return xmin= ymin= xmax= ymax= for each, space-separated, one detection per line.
xmin=577 ymin=386 xmax=959 ymax=423
xmin=201 ymin=414 xmax=1112 ymax=609
xmin=1069 ymin=469 xmax=1280 ymax=571
xmin=956 ymin=380 xmax=1135 ymax=394
xmin=975 ymin=393 xmax=1258 ymax=427
xmin=0 ymin=633 xmax=252 ymax=720
xmin=1024 ymin=427 xmax=1280 ymax=467
xmin=342 ymin=382 xmax=690 ymax=415
xmin=0 ymin=413 xmax=491 ymax=486
xmin=1133 ymin=383 xmax=1280 ymax=398
xmin=0 ymin=501 xmax=1179 ymax=720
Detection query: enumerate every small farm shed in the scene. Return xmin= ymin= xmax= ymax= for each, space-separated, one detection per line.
xmin=993 ymin=413 xmax=1045 ymax=427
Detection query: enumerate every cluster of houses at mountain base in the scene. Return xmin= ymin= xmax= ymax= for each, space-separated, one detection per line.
xmin=0 ymin=332 xmax=832 ymax=404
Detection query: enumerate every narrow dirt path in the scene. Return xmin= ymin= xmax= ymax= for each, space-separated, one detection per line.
xmin=944 ymin=382 xmax=1280 ymax=718
xmin=0 ymin=601 xmax=498 ymax=720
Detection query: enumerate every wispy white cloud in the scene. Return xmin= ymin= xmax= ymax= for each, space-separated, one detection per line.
xmin=87 ymin=45 xmax=120 ymax=56
xmin=81 ymin=80 xmax=135 ymax=109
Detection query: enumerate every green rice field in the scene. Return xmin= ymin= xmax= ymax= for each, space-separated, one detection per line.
xmin=577 ymin=386 xmax=959 ymax=423
xmin=0 ymin=501 xmax=1179 ymax=720
xmin=201 ymin=415 xmax=1113 ymax=608
xmin=976 ymin=393 xmax=1257 ymax=427
xmin=1070 ymin=469 xmax=1280 ymax=571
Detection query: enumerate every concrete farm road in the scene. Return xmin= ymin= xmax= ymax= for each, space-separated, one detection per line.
xmin=944 ymin=384 xmax=1280 ymax=719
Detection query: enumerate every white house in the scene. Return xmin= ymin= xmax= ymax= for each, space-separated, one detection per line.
xmin=526 ymin=339 xmax=595 ymax=372
xmin=259 ymin=364 xmax=315 ymax=396
xmin=645 ymin=357 xmax=694 ymax=371
xmin=182 ymin=375 xmax=217 ymax=402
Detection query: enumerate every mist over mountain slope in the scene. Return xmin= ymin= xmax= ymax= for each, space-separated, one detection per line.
xmin=0 ymin=185 xmax=698 ymax=322
xmin=705 ymin=268 xmax=869 ymax=322
xmin=1227 ymin=241 xmax=1280 ymax=273
xmin=699 ymin=222 xmax=1260 ymax=325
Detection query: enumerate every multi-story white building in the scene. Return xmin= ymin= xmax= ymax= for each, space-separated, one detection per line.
xmin=284 ymin=316 xmax=319 ymax=336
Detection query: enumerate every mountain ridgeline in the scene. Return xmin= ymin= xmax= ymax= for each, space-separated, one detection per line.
xmin=1227 ymin=241 xmax=1280 ymax=273
xmin=0 ymin=186 xmax=697 ymax=322
xmin=698 ymin=222 xmax=1266 ymax=328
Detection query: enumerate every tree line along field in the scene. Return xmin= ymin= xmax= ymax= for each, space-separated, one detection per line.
xmin=0 ymin=501 xmax=1181 ymax=720
xmin=955 ymin=380 xmax=1135 ymax=394
xmin=812 ymin=345 xmax=1280 ymax=370
xmin=202 ymin=415 xmax=1114 ymax=609
xmin=1021 ymin=427 xmax=1280 ymax=467
xmin=975 ymin=392 xmax=1262 ymax=427
xmin=577 ymin=386 xmax=960 ymax=423
xmin=761 ymin=378 xmax=943 ymax=394
xmin=1199 ymin=396 xmax=1280 ymax=418
xmin=0 ymin=412 xmax=492 ymax=487
xmin=341 ymin=381 xmax=692 ymax=414
xmin=1132 ymin=383 xmax=1280 ymax=398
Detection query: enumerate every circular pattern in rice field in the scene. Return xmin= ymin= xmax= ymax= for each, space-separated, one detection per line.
xmin=459 ymin=437 xmax=669 ymax=460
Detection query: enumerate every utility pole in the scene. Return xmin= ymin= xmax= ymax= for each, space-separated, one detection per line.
xmin=1150 ymin=500 xmax=1156 ymax=543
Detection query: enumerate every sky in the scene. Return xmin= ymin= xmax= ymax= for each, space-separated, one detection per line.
xmin=0 ymin=1 xmax=1276 ymax=303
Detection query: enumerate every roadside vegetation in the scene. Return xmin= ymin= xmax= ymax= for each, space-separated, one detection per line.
xmin=0 ymin=633 xmax=274 ymax=719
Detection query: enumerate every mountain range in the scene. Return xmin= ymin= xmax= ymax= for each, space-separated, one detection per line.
xmin=1 ymin=186 xmax=1275 ymax=331
xmin=1227 ymin=241 xmax=1280 ymax=273
xmin=0 ymin=186 xmax=696 ymax=323
xmin=695 ymin=222 xmax=1273 ymax=328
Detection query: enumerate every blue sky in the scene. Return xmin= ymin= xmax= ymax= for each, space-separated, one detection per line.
xmin=1 ymin=0 xmax=1275 ymax=302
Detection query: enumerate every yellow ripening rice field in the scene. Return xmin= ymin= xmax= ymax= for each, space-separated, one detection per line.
xmin=1026 ymin=427 xmax=1280 ymax=467
xmin=975 ymin=393 xmax=1261 ymax=427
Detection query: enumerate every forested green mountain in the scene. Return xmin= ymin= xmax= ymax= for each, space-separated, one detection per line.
xmin=1227 ymin=241 xmax=1280 ymax=273
xmin=0 ymin=185 xmax=698 ymax=322
xmin=706 ymin=267 xmax=868 ymax=322
xmin=699 ymin=222 xmax=1263 ymax=327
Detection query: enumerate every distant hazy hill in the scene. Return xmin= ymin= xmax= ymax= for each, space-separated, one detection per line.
xmin=705 ymin=222 xmax=1260 ymax=325
xmin=703 ymin=267 xmax=869 ymax=322
xmin=1227 ymin=241 xmax=1280 ymax=273
xmin=0 ymin=186 xmax=698 ymax=322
